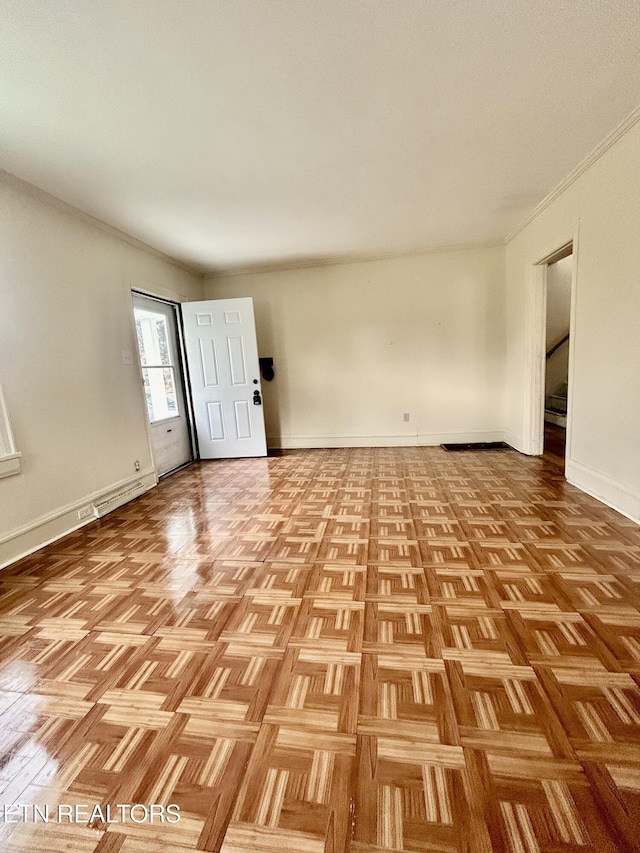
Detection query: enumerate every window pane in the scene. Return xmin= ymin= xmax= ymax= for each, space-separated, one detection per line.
xmin=142 ymin=367 xmax=178 ymax=422
xmin=155 ymin=317 xmax=171 ymax=365
xmin=135 ymin=318 xmax=147 ymax=366
xmin=134 ymin=310 xmax=173 ymax=367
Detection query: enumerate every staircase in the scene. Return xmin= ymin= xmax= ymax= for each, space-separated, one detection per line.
xmin=545 ymin=380 xmax=567 ymax=427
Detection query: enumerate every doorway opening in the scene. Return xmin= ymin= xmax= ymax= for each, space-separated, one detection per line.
xmin=543 ymin=250 xmax=573 ymax=467
xmin=524 ymin=237 xmax=576 ymax=470
xmin=132 ymin=292 xmax=195 ymax=478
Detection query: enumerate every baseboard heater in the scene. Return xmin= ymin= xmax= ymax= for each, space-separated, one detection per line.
xmin=441 ymin=441 xmax=510 ymax=452
xmin=92 ymin=480 xmax=147 ymax=518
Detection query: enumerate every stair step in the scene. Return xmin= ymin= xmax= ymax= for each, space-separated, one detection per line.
xmin=545 ymin=410 xmax=567 ymax=427
xmin=547 ymin=395 xmax=567 ymax=413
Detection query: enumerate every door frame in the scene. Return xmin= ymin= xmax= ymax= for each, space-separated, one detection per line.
xmin=130 ymin=288 xmax=198 ymax=477
xmin=523 ymin=226 xmax=579 ymax=468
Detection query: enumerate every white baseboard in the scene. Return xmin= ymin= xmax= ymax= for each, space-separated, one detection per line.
xmin=0 ymin=470 xmax=156 ymax=570
xmin=269 ymin=430 xmax=507 ymax=450
xmin=269 ymin=433 xmax=417 ymax=449
xmin=566 ymin=458 xmax=640 ymax=524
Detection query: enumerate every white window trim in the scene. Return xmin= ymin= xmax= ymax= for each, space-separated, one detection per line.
xmin=0 ymin=384 xmax=21 ymax=478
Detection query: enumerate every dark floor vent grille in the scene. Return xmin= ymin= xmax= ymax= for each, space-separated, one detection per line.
xmin=441 ymin=441 xmax=510 ymax=452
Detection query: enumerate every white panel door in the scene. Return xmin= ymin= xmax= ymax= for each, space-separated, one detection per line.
xmin=182 ymin=298 xmax=267 ymax=459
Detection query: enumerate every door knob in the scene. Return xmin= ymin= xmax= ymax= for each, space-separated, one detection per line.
xmin=253 ymin=389 xmax=262 ymax=406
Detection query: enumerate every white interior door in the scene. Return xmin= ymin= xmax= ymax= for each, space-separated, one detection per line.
xmin=133 ymin=294 xmax=193 ymax=476
xmin=182 ymin=298 xmax=267 ymax=459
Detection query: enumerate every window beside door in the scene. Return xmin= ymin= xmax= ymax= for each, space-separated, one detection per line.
xmin=134 ymin=307 xmax=180 ymax=423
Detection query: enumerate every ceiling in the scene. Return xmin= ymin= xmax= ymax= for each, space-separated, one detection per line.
xmin=1 ymin=1 xmax=639 ymax=274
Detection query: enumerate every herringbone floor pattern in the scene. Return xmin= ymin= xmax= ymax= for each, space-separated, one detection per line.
xmin=1 ymin=446 xmax=639 ymax=851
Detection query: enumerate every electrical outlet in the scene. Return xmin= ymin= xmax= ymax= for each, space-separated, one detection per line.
xmin=77 ymin=505 xmax=93 ymax=521
xmin=403 ymin=413 xmax=410 ymax=422
xmin=134 ymin=460 xmax=141 ymax=471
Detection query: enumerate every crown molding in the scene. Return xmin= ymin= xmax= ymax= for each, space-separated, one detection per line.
xmin=0 ymin=170 xmax=205 ymax=278
xmin=205 ymin=239 xmax=505 ymax=279
xmin=506 ymin=104 xmax=640 ymax=243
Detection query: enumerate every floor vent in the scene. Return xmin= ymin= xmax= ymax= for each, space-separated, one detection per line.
xmin=92 ymin=481 xmax=147 ymax=518
xmin=441 ymin=441 xmax=510 ymax=452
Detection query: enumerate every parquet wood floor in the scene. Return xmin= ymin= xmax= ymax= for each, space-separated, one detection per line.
xmin=543 ymin=424 xmax=566 ymax=470
xmin=1 ymin=447 xmax=639 ymax=852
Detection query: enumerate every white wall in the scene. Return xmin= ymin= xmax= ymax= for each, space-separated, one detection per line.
xmin=205 ymin=245 xmax=506 ymax=449
xmin=4 ymin=113 xmax=636 ymax=568
xmin=0 ymin=176 xmax=203 ymax=567
xmin=505 ymin=117 xmax=640 ymax=521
